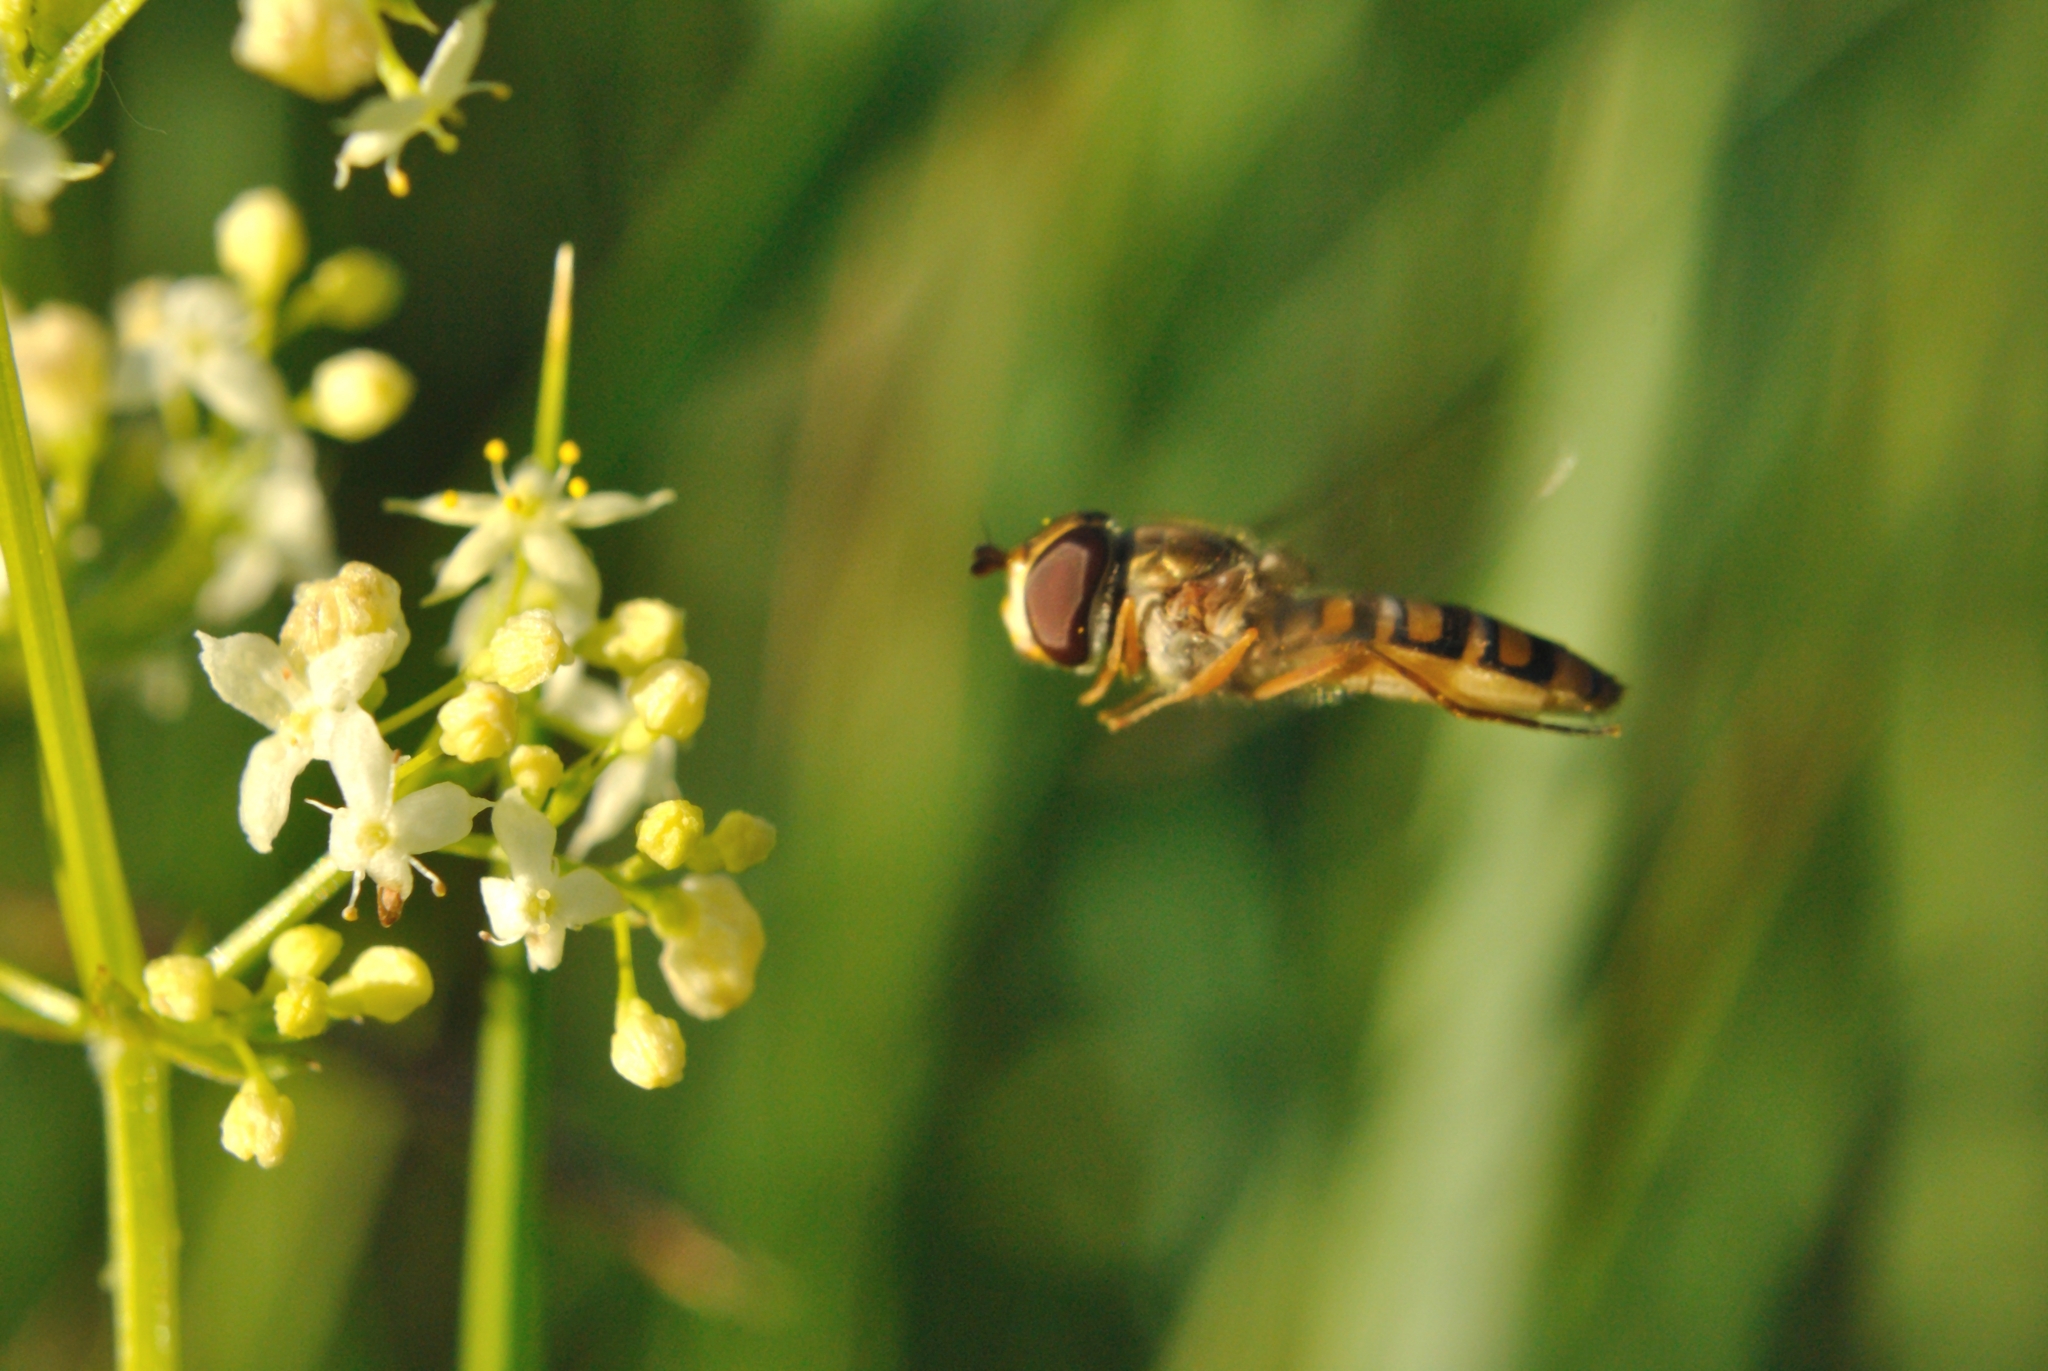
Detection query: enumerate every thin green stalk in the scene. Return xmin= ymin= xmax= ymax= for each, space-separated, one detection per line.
xmin=206 ymin=857 xmax=347 ymax=982
xmin=0 ymin=954 xmax=84 ymax=1032
xmin=531 ymin=245 xmax=574 ymax=470
xmin=14 ymin=0 xmax=150 ymax=125
xmin=379 ymin=677 xmax=465 ymax=736
xmin=458 ymin=944 xmax=547 ymax=1371
xmin=0 ymin=279 xmax=173 ymax=1369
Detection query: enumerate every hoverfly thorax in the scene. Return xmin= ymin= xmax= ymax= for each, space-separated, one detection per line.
xmin=971 ymin=512 xmax=1122 ymax=670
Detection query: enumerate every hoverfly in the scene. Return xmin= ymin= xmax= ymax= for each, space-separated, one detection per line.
xmin=971 ymin=512 xmax=1622 ymax=735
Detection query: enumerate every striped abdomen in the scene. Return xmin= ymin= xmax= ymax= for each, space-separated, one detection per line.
xmin=1315 ymin=593 xmax=1623 ymax=715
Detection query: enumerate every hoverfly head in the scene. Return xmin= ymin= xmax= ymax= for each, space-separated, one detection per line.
xmin=986 ymin=512 xmax=1117 ymax=670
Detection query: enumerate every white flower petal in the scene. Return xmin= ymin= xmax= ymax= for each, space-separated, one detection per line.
xmin=196 ymin=539 xmax=284 ymax=625
xmin=518 ymin=523 xmax=598 ymax=605
xmin=386 ymin=491 xmax=499 ymax=527
xmin=239 ymin=731 xmax=312 ymax=852
xmin=419 ymin=2 xmax=492 ymax=99
xmin=556 ymin=488 xmax=675 ymax=529
xmin=489 ymin=789 xmax=557 ymax=885
xmin=566 ymin=753 xmax=649 ymax=860
xmin=479 ymin=875 xmax=531 ymax=943
xmin=426 ymin=516 xmax=520 ymax=602
xmin=365 ymin=846 xmax=415 ymax=894
xmin=539 ymin=661 xmax=630 ymax=736
xmin=552 ymin=868 xmax=626 ymax=929
xmin=191 ymin=348 xmax=290 ymax=432
xmin=304 ymin=632 xmax=396 ymax=709
xmin=391 ymin=782 xmax=489 ymax=854
xmin=341 ymin=96 xmax=431 ymax=136
xmin=525 ymin=920 xmax=567 ymax=972
xmin=196 ymin=631 xmax=295 ymax=727
xmin=325 ymin=709 xmax=393 ymax=816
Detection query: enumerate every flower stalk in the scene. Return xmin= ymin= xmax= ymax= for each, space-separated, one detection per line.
xmin=458 ymin=943 xmax=546 ymax=1371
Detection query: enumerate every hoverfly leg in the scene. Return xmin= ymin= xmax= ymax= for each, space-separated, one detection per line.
xmin=1098 ymin=628 xmax=1260 ymax=732
xmin=1362 ymin=646 xmax=1621 ymax=737
xmin=1249 ymin=647 xmax=1369 ymax=702
xmin=1078 ymin=598 xmax=1139 ymax=707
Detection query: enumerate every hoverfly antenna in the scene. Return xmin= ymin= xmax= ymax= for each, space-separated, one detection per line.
xmin=970 ymin=543 xmax=1007 ymax=577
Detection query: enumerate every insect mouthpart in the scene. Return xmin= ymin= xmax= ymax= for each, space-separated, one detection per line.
xmin=970 ymin=544 xmax=1007 ymax=577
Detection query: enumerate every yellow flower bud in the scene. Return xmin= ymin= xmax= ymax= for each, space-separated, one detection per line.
xmin=273 ymin=977 xmax=331 ymax=1039
xmin=231 ymin=0 xmax=380 ymax=102
xmin=269 ymin=923 xmax=344 ymax=979
xmin=657 ymin=875 xmax=764 ymax=1020
xmin=611 ymin=996 xmax=686 ymax=1090
xmin=143 ymin=954 xmax=216 ymax=1023
xmin=221 ymin=1078 xmax=296 ymax=1168
xmin=280 ymin=560 xmax=409 ymax=671
xmin=288 ymin=248 xmax=403 ymax=333
xmin=635 ymin=798 xmax=705 ymax=871
xmin=438 ymin=681 xmax=518 ymax=762
xmin=509 ymin=744 xmax=563 ymax=800
xmin=325 ymin=945 xmax=434 ymax=1023
xmin=629 ymin=659 xmax=709 ymax=742
xmin=700 ymin=811 xmax=776 ymax=874
xmin=583 ymin=598 xmax=686 ymax=675
xmin=308 ymin=348 xmax=414 ymax=442
xmin=9 ymin=300 xmax=109 ymax=469
xmin=214 ymin=187 xmax=307 ymax=304
xmin=214 ymin=977 xmax=254 ymax=1013
xmin=475 ymin=609 xmax=568 ymax=693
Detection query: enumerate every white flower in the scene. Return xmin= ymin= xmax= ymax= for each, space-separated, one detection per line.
xmin=480 ymin=790 xmax=627 ymax=971
xmin=195 ymin=441 xmax=337 ymax=624
xmin=542 ymin=663 xmax=680 ymax=859
xmin=115 ymin=276 xmax=291 ymax=432
xmin=196 ymin=627 xmax=394 ymax=851
xmin=0 ymin=110 xmax=105 ymax=233
xmin=333 ymin=2 xmax=509 ymax=197
xmin=388 ymin=456 xmax=673 ymax=612
xmin=9 ymin=299 xmax=110 ymax=465
xmin=232 ymin=0 xmax=381 ymax=103
xmin=319 ymin=718 xmax=489 ymax=925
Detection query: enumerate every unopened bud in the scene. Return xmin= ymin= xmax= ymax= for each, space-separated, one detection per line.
xmin=438 ymin=681 xmax=518 ymax=762
xmin=325 ymin=945 xmax=434 ymax=1022
xmin=475 ymin=609 xmax=568 ymax=693
xmin=629 ymin=659 xmax=709 ymax=742
xmin=281 ymin=560 xmax=409 ymax=670
xmin=10 ymin=300 xmax=109 ymax=465
xmin=308 ymin=348 xmax=413 ymax=441
xmin=221 ymin=1078 xmax=296 ymax=1168
xmin=611 ymin=996 xmax=686 ymax=1089
xmin=657 ymin=875 xmax=764 ymax=1020
xmin=635 ymin=798 xmax=705 ymax=871
xmin=269 ymin=923 xmax=344 ymax=979
xmin=231 ymin=0 xmax=380 ymax=102
xmin=286 ymin=248 xmax=403 ymax=333
xmin=509 ymin=744 xmax=563 ymax=800
xmin=273 ymin=977 xmax=331 ymax=1038
xmin=583 ymin=598 xmax=686 ymax=676
xmin=215 ymin=187 xmax=307 ymax=303
xmin=691 ymin=810 xmax=777 ymax=875
xmin=143 ymin=954 xmax=216 ymax=1023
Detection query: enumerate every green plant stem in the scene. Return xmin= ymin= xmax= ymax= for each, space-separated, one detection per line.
xmin=611 ymin=914 xmax=636 ymax=1002
xmin=531 ymin=245 xmax=574 ymax=470
xmin=379 ymin=677 xmax=464 ymax=736
xmin=0 ymin=279 xmax=173 ymax=1369
xmin=459 ymin=943 xmax=547 ymax=1371
xmin=206 ymin=857 xmax=347 ymax=982
xmin=0 ymin=954 xmax=84 ymax=1032
xmin=15 ymin=0 xmax=149 ymax=124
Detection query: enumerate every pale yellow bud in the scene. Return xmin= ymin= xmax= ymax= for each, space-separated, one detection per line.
xmin=325 ymin=945 xmax=434 ymax=1023
xmin=113 ymin=278 xmax=166 ymax=352
xmin=281 ymin=560 xmax=409 ymax=671
xmin=231 ymin=0 xmax=379 ymax=102
xmin=610 ymin=996 xmax=686 ymax=1090
xmin=214 ymin=187 xmax=307 ymax=303
xmin=476 ymin=609 xmax=568 ymax=693
xmin=583 ymin=598 xmax=686 ymax=676
xmin=694 ymin=811 xmax=776 ymax=875
xmin=214 ymin=977 xmax=254 ymax=1013
xmin=308 ymin=349 xmax=414 ymax=442
xmin=221 ymin=1078 xmax=296 ymax=1168
xmin=657 ymin=875 xmax=764 ymax=1020
xmin=288 ymin=248 xmax=403 ymax=333
xmin=273 ymin=977 xmax=330 ymax=1039
xmin=269 ymin=923 xmax=344 ymax=979
xmin=10 ymin=300 xmax=109 ymax=465
xmin=635 ymin=798 xmax=705 ymax=871
xmin=438 ymin=682 xmax=518 ymax=762
xmin=509 ymin=744 xmax=563 ymax=800
xmin=629 ymin=659 xmax=709 ymax=742
xmin=143 ymin=954 xmax=216 ymax=1023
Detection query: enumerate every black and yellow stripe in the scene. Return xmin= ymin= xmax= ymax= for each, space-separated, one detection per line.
xmin=1352 ymin=593 xmax=1623 ymax=713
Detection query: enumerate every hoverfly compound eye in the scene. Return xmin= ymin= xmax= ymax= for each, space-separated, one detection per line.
xmin=1023 ymin=525 xmax=1109 ymax=666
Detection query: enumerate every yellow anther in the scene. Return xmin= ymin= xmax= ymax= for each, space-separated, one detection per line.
xmin=386 ymin=166 xmax=412 ymax=198
xmin=483 ymin=438 xmax=508 ymax=464
xmin=439 ymin=489 xmax=460 ymax=508
xmin=557 ymin=440 xmax=581 ymax=466
xmin=567 ymin=476 xmax=589 ymax=499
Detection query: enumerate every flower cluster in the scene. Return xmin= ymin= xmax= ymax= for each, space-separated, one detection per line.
xmin=177 ymin=250 xmax=773 ymax=1166
xmin=231 ymin=0 xmax=509 ymax=197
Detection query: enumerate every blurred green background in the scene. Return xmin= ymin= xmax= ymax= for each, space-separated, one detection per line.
xmin=3 ymin=0 xmax=2046 ymax=1366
